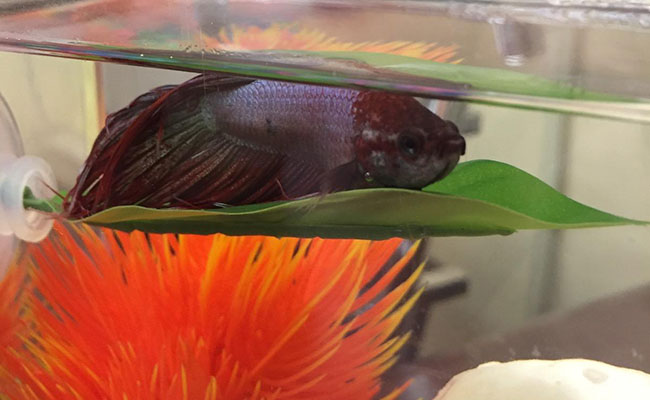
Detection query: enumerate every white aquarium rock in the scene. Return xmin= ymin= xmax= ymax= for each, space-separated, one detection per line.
xmin=434 ymin=359 xmax=650 ymax=400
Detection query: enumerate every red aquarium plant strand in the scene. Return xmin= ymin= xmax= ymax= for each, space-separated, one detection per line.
xmin=64 ymin=73 xmax=465 ymax=218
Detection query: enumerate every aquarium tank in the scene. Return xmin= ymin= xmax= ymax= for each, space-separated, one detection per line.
xmin=0 ymin=0 xmax=649 ymax=399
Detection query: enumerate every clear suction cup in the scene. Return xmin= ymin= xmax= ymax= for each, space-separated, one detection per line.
xmin=0 ymin=92 xmax=58 ymax=278
xmin=0 ymin=94 xmax=24 ymax=236
xmin=0 ymin=94 xmax=23 ymax=157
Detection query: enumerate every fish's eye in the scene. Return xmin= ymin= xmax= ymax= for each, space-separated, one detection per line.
xmin=398 ymin=131 xmax=423 ymax=159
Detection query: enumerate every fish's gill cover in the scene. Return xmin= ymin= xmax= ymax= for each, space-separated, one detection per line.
xmin=0 ymin=222 xmax=423 ymax=400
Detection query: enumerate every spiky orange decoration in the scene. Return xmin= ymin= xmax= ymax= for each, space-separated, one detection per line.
xmin=205 ymin=23 xmax=461 ymax=63
xmin=0 ymin=223 xmax=422 ymax=399
xmin=0 ymin=266 xmax=24 ymax=352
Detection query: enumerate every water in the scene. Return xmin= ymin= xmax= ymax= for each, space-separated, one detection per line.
xmin=1 ymin=1 xmax=650 ymax=399
xmin=1 ymin=0 xmax=650 ymax=122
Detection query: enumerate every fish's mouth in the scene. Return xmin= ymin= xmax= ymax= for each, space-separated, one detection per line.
xmin=437 ymin=134 xmax=466 ymax=159
xmin=432 ymin=155 xmax=461 ymax=183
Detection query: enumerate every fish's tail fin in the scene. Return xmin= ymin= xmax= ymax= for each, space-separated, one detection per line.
xmin=63 ymin=83 xmax=177 ymax=217
xmin=63 ymin=74 xmax=252 ymax=218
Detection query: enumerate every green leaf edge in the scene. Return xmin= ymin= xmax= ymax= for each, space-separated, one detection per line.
xmin=77 ymin=161 xmax=646 ymax=239
xmin=23 ymin=160 xmax=647 ymax=240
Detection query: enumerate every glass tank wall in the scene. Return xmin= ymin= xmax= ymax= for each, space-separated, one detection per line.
xmin=1 ymin=1 xmax=650 ymax=399
xmin=1 ymin=0 xmax=650 ymax=121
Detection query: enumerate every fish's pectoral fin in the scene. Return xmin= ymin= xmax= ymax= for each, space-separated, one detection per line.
xmin=319 ymin=159 xmax=372 ymax=195
xmin=289 ymin=160 xmax=374 ymax=217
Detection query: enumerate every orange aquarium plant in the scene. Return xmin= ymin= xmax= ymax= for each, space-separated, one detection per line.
xmin=0 ymin=266 xmax=24 ymax=354
xmin=0 ymin=223 xmax=423 ymax=399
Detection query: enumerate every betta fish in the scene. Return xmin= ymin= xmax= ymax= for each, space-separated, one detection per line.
xmin=64 ymin=73 xmax=465 ymax=218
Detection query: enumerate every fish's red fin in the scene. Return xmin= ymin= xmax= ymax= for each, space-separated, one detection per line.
xmin=64 ymin=74 xmax=254 ymax=217
xmin=63 ymin=84 xmax=178 ymax=217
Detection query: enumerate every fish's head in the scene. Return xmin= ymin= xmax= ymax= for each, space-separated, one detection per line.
xmin=352 ymin=92 xmax=466 ymax=188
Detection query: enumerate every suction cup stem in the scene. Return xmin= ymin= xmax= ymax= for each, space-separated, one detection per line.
xmin=0 ymin=155 xmax=57 ymax=242
xmin=0 ymin=93 xmax=57 ymax=252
